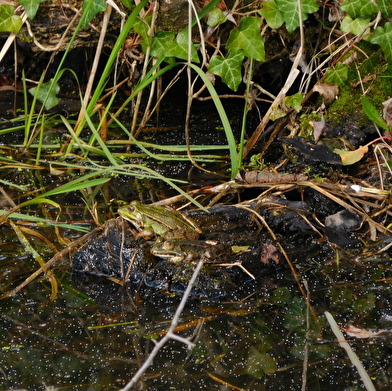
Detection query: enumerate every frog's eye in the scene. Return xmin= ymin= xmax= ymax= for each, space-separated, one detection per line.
xmin=164 ymin=241 xmax=174 ymax=250
xmin=128 ymin=206 xmax=136 ymax=213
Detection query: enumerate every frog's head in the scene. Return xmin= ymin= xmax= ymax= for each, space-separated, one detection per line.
xmin=151 ymin=240 xmax=186 ymax=263
xmin=118 ymin=202 xmax=144 ymax=228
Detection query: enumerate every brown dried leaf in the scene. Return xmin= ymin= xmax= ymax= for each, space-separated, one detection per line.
xmin=260 ymin=243 xmax=280 ymax=265
xmin=309 ymin=116 xmax=326 ymax=142
xmin=382 ymin=97 xmax=392 ymax=126
xmin=350 ymin=73 xmax=376 ymax=88
xmin=313 ymin=83 xmax=339 ymax=105
xmin=344 ymin=324 xmax=392 ymax=339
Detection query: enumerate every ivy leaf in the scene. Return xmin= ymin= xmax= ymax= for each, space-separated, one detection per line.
xmin=82 ymin=0 xmax=106 ymax=28
xmin=207 ymin=8 xmax=227 ymax=27
xmin=133 ymin=16 xmax=152 ymax=51
xmin=369 ymin=22 xmax=392 ymax=64
xmin=0 ymin=5 xmax=23 ymax=33
xmin=271 ymin=287 xmax=291 ymax=305
xmin=283 ymin=296 xmax=306 ymax=330
xmin=259 ymin=0 xmax=284 ymax=29
xmin=151 ymin=31 xmax=175 ymax=58
xmin=340 ymin=0 xmax=379 ymax=18
xmin=226 ymin=17 xmax=265 ymax=61
xmin=340 ymin=15 xmax=371 ymax=40
xmin=164 ymin=30 xmax=199 ymax=62
xmin=208 ymin=49 xmax=245 ymax=91
xmin=276 ymin=0 xmax=319 ymax=33
xmin=29 ymin=79 xmax=60 ymax=110
xmin=19 ymin=0 xmax=46 ymax=20
xmin=376 ymin=0 xmax=391 ymax=17
xmin=285 ymin=93 xmax=303 ymax=112
xmin=246 ymin=347 xmax=277 ymax=379
xmin=324 ymin=63 xmax=348 ymax=87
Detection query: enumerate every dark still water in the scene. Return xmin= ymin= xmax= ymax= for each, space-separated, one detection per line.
xmin=1 ymin=223 xmax=392 ymax=390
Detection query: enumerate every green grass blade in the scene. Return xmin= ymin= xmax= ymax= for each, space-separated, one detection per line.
xmin=109 ymin=115 xmax=227 ymax=162
xmin=39 ymin=177 xmax=111 ymax=198
xmin=186 ymin=63 xmax=238 ymax=176
xmin=82 ymin=104 xmax=121 ymax=166
xmin=0 ymin=210 xmax=90 ymax=232
xmin=76 ymin=0 xmax=149 ymax=137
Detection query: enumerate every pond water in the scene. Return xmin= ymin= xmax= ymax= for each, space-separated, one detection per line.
xmin=1 ymin=201 xmax=392 ymax=390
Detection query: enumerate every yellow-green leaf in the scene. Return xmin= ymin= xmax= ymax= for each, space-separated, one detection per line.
xmin=207 ymin=8 xmax=227 ymax=27
xmin=334 ymin=145 xmax=369 ymax=165
xmin=0 ymin=5 xmax=23 ymax=33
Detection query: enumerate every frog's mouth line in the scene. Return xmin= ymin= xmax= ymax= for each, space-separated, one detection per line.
xmin=120 ymin=215 xmax=143 ymax=229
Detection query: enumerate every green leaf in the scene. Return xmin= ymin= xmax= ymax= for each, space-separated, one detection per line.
xmin=361 ymin=96 xmax=388 ymax=130
xmin=283 ymin=296 xmax=306 ymax=330
xmin=82 ymin=0 xmax=106 ymax=28
xmin=121 ymin=0 xmax=134 ymax=8
xmin=259 ymin=0 xmax=284 ymax=29
xmin=226 ymin=17 xmax=265 ymax=61
xmin=324 ymin=63 xmax=348 ymax=86
xmin=246 ymin=346 xmax=277 ymax=379
xmin=369 ymin=22 xmax=392 ymax=64
xmin=285 ymin=93 xmax=303 ymax=112
xmin=208 ymin=49 xmax=245 ymax=91
xmin=164 ymin=30 xmax=200 ymax=62
xmin=19 ymin=0 xmax=46 ymax=20
xmin=376 ymin=0 xmax=391 ymax=17
xmin=0 ymin=5 xmax=23 ymax=33
xmin=151 ymin=31 xmax=176 ymax=58
xmin=340 ymin=0 xmax=379 ymax=18
xmin=271 ymin=287 xmax=291 ymax=305
xmin=29 ymin=79 xmax=60 ymax=110
xmin=151 ymin=30 xmax=199 ymax=62
xmin=207 ymin=8 xmax=227 ymax=27
xmin=269 ymin=104 xmax=287 ymax=120
xmin=276 ymin=0 xmax=319 ymax=33
xmin=340 ymin=15 xmax=371 ymax=40
xmin=133 ymin=16 xmax=152 ymax=50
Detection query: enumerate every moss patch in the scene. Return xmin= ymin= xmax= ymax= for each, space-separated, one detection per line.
xmin=324 ymin=56 xmax=392 ymax=126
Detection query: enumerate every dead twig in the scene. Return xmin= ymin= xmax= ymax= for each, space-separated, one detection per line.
xmin=121 ymin=260 xmax=204 ymax=391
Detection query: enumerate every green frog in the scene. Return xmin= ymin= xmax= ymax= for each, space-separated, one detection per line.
xmin=118 ymin=201 xmax=202 ymax=240
xmin=151 ymin=239 xmax=229 ymax=264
